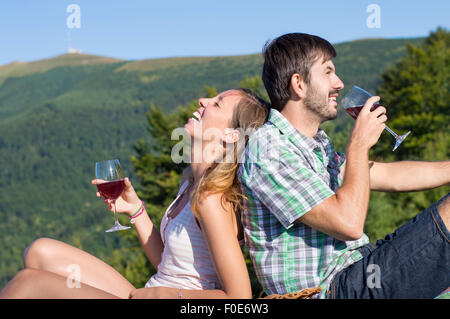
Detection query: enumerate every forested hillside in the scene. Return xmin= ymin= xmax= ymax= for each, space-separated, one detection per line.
xmin=0 ymin=37 xmax=425 ymax=287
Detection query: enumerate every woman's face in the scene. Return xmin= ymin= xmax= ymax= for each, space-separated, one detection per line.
xmin=184 ymin=90 xmax=241 ymax=140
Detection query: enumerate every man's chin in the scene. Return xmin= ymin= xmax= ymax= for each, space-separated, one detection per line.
xmin=330 ymin=111 xmax=338 ymax=120
xmin=328 ymin=105 xmax=339 ymax=119
xmin=320 ymin=112 xmax=338 ymax=123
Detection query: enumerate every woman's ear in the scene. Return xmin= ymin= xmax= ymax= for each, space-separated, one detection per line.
xmin=289 ymin=73 xmax=306 ymax=101
xmin=223 ymin=128 xmax=241 ymax=144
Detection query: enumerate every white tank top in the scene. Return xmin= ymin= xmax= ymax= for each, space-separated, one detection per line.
xmin=145 ymin=181 xmax=222 ymax=290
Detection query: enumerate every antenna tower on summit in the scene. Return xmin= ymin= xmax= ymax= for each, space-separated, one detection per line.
xmin=67 ymin=31 xmax=82 ymax=54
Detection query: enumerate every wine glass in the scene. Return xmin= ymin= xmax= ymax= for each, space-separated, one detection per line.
xmin=341 ymin=85 xmax=411 ymax=151
xmin=95 ymin=159 xmax=131 ymax=232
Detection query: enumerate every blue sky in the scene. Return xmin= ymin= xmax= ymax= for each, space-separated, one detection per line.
xmin=0 ymin=0 xmax=448 ymax=65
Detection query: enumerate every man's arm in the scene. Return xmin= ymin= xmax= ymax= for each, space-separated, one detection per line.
xmin=294 ymin=97 xmax=387 ymax=242
xmin=340 ymin=160 xmax=450 ymax=192
xmin=368 ymin=160 xmax=450 ymax=192
xmin=298 ymin=97 xmax=387 ymax=241
xmin=299 ymin=143 xmax=370 ymax=241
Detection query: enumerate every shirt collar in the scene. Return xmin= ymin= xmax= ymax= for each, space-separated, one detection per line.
xmin=268 ymin=108 xmax=331 ymax=152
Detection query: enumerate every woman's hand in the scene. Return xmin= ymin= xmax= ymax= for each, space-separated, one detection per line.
xmin=92 ymin=177 xmax=142 ymax=216
xmin=128 ymin=287 xmax=177 ymax=299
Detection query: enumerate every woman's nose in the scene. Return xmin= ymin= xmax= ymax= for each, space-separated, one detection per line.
xmin=198 ymin=98 xmax=211 ymax=108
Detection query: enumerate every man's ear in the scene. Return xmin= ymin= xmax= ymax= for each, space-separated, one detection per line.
xmin=289 ymin=73 xmax=306 ymax=101
xmin=223 ymin=128 xmax=241 ymax=144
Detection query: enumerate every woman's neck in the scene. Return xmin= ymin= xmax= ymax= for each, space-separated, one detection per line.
xmin=190 ymin=138 xmax=219 ymax=183
xmin=190 ymin=162 xmax=209 ymax=183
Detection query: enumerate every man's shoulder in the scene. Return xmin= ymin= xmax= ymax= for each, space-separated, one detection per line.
xmin=240 ymin=122 xmax=280 ymax=181
xmin=246 ymin=121 xmax=286 ymax=151
xmin=250 ymin=120 xmax=279 ymax=138
xmin=242 ymin=122 xmax=286 ymax=163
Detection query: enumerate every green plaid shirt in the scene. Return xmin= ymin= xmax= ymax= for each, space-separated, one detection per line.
xmin=239 ymin=109 xmax=369 ymax=299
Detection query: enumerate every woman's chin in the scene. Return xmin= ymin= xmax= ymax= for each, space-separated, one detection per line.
xmin=185 ymin=118 xmax=204 ymax=138
xmin=184 ymin=122 xmax=194 ymax=137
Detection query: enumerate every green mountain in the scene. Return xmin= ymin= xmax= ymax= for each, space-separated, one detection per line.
xmin=0 ymin=37 xmax=423 ymax=286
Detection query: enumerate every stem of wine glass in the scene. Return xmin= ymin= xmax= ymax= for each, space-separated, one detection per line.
xmin=113 ymin=200 xmax=119 ymax=224
xmin=384 ymin=125 xmax=398 ymax=138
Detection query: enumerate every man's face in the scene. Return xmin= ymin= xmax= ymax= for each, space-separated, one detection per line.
xmin=303 ymin=58 xmax=344 ymax=123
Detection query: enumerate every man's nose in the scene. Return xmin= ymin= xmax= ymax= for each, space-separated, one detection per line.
xmin=334 ymin=75 xmax=344 ymax=90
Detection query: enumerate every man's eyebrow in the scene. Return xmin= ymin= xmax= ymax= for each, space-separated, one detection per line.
xmin=325 ymin=65 xmax=335 ymax=72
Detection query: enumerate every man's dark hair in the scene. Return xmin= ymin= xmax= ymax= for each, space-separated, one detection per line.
xmin=262 ymin=33 xmax=336 ymax=111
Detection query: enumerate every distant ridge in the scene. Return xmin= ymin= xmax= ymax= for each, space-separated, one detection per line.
xmin=0 ymin=53 xmax=123 ymax=85
xmin=116 ymin=54 xmax=261 ymax=73
xmin=0 ymin=36 xmax=426 ymax=84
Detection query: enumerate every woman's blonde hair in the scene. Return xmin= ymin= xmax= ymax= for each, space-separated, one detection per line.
xmin=190 ymin=88 xmax=269 ymax=218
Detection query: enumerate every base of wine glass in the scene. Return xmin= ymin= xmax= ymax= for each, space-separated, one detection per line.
xmin=393 ymin=131 xmax=411 ymax=151
xmin=105 ymin=222 xmax=131 ymax=233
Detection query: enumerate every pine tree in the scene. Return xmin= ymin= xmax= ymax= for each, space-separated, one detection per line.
xmin=364 ymin=28 xmax=450 ymax=242
xmin=374 ymin=27 xmax=449 ymax=159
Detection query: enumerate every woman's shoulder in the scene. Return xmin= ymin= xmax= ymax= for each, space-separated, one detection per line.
xmin=195 ymin=192 xmax=234 ymax=217
xmin=195 ymin=191 xmax=245 ymax=248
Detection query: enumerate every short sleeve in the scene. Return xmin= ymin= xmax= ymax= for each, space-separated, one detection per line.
xmin=329 ymin=151 xmax=346 ymax=188
xmin=241 ymin=144 xmax=335 ymax=229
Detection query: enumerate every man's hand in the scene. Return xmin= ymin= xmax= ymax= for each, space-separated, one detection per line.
xmin=349 ymin=96 xmax=387 ymax=151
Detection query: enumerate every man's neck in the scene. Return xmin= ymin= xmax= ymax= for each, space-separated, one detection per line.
xmin=280 ymin=101 xmax=321 ymax=138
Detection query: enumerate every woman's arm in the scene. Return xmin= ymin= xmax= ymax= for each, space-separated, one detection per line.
xmin=129 ymin=286 xmax=227 ymax=299
xmin=127 ymin=205 xmax=164 ymax=270
xmin=93 ymin=167 xmax=194 ymax=270
xmin=92 ymin=177 xmax=164 ymax=269
xmin=194 ymin=192 xmax=252 ymax=298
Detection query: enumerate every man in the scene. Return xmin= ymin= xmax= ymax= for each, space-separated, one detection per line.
xmin=239 ymin=33 xmax=450 ymax=298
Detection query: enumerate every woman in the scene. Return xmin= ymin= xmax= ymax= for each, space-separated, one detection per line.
xmin=0 ymin=88 xmax=269 ymax=299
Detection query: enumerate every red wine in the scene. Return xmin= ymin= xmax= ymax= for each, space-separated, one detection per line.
xmin=345 ymin=103 xmax=380 ymax=120
xmin=97 ymin=179 xmax=125 ymax=200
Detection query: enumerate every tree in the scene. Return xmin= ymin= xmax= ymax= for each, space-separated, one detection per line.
xmin=374 ymin=27 xmax=449 ymax=160
xmin=364 ymin=28 xmax=450 ymax=242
